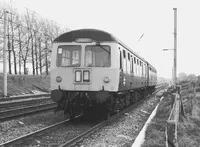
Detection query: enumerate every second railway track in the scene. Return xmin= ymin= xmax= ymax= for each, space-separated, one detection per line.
xmin=0 ymin=97 xmax=51 ymax=110
xmin=0 ymin=102 xmax=56 ymax=122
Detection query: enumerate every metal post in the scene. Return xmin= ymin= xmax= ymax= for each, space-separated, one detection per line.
xmin=3 ymin=10 xmax=8 ymax=97
xmin=173 ymin=8 xmax=177 ymax=88
xmin=45 ymin=40 xmax=48 ymax=75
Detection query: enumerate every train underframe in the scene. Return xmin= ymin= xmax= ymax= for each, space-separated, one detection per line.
xmin=51 ymin=86 xmax=155 ymax=120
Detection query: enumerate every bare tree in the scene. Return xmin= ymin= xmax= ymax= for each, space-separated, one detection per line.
xmin=15 ymin=14 xmax=27 ymax=75
xmin=8 ymin=9 xmax=19 ymax=74
xmin=24 ymin=10 xmax=36 ymax=75
xmin=21 ymin=37 xmax=31 ymax=74
xmin=0 ymin=1 xmax=68 ymax=75
xmin=40 ymin=20 xmax=65 ymax=75
xmin=7 ymin=26 xmax=12 ymax=74
xmin=19 ymin=14 xmax=32 ymax=74
xmin=33 ymin=18 xmax=41 ymax=75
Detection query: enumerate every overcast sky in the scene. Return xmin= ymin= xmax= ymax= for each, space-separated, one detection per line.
xmin=2 ymin=0 xmax=200 ymax=78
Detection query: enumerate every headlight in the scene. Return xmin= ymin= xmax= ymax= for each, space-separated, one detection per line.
xmin=56 ymin=76 xmax=62 ymax=82
xmin=83 ymin=70 xmax=90 ymax=82
xmin=104 ymin=77 xmax=110 ymax=83
xmin=75 ymin=70 xmax=82 ymax=82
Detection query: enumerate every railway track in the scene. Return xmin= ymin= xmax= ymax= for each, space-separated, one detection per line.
xmin=0 ymin=93 xmax=50 ymax=102
xmin=0 ymin=85 xmax=166 ymax=147
xmin=0 ymin=97 xmax=51 ymax=110
xmin=0 ymin=103 xmax=56 ymax=122
xmin=0 ymin=115 xmax=82 ymax=147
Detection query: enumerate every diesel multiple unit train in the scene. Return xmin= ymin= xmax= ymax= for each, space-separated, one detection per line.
xmin=50 ymin=29 xmax=157 ymax=119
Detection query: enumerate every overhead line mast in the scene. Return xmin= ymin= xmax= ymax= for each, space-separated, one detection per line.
xmin=173 ymin=8 xmax=177 ymax=88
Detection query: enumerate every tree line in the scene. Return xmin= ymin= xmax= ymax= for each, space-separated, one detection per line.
xmin=0 ymin=3 xmax=68 ymax=75
xmin=178 ymin=72 xmax=199 ymax=84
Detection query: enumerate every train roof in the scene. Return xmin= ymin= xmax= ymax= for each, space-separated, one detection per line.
xmin=53 ymin=29 xmax=156 ymax=71
xmin=54 ymin=29 xmax=117 ymax=42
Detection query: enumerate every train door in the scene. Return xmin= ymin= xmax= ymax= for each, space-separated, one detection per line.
xmin=130 ymin=56 xmax=134 ymax=89
xmin=119 ymin=50 xmax=124 ymax=90
xmin=146 ymin=63 xmax=149 ymax=86
xmin=144 ymin=63 xmax=147 ymax=86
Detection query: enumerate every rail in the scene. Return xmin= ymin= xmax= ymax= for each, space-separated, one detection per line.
xmin=0 ymin=93 xmax=50 ymax=102
xmin=0 ymin=103 xmax=56 ymax=122
xmin=0 ymin=97 xmax=51 ymax=109
xmin=0 ymin=119 xmax=71 ymax=147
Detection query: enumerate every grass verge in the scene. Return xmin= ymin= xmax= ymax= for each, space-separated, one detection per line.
xmin=141 ymin=86 xmax=200 ymax=147
xmin=141 ymin=94 xmax=172 ymax=147
xmin=177 ymin=87 xmax=200 ymax=147
xmin=0 ymin=74 xmax=50 ymax=97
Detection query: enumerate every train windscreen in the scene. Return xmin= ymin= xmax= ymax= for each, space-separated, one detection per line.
xmin=85 ymin=45 xmax=111 ymax=67
xmin=57 ymin=45 xmax=81 ymax=67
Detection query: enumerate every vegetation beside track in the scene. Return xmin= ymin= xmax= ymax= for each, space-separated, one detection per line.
xmin=141 ymin=93 xmax=172 ymax=147
xmin=0 ymin=75 xmax=50 ymax=97
xmin=177 ymin=86 xmax=200 ymax=147
xmin=141 ymin=84 xmax=200 ymax=147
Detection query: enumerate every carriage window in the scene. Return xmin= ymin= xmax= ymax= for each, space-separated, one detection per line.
xmin=85 ymin=45 xmax=111 ymax=67
xmin=123 ymin=50 xmax=126 ymax=58
xmin=141 ymin=62 xmax=143 ymax=76
xmin=57 ymin=45 xmax=81 ymax=67
xmin=128 ymin=53 xmax=130 ymax=60
xmin=120 ymin=51 xmax=122 ymax=69
xmin=131 ymin=57 xmax=133 ymax=73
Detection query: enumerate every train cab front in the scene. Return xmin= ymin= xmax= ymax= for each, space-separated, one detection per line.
xmin=50 ymin=31 xmax=120 ymax=119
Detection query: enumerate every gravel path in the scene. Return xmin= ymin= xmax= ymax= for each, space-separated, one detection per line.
xmin=77 ymin=95 xmax=162 ymax=147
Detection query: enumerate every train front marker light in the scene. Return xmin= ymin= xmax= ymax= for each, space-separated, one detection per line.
xmin=83 ymin=70 xmax=90 ymax=82
xmin=75 ymin=71 xmax=82 ymax=82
